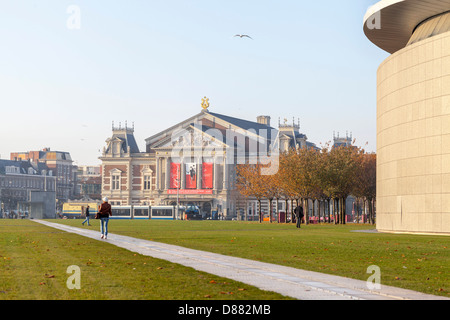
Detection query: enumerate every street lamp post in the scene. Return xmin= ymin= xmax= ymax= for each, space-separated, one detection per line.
xmin=0 ymin=185 xmax=2 ymax=218
xmin=176 ymin=177 xmax=180 ymax=220
xmin=176 ymin=162 xmax=182 ymax=220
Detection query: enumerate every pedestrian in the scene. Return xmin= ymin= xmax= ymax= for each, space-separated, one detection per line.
xmin=97 ymin=197 xmax=112 ymax=239
xmin=295 ymin=205 xmax=304 ymax=228
xmin=82 ymin=205 xmax=91 ymax=226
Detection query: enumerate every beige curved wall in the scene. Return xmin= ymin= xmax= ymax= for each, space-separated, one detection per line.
xmin=377 ymin=30 xmax=450 ymax=234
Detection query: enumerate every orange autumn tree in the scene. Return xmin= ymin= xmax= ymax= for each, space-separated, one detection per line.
xmin=295 ymin=146 xmax=323 ymax=225
xmin=237 ymin=143 xmax=375 ymax=225
xmin=352 ymin=152 xmax=377 ymax=224
xmin=278 ymin=147 xmax=323 ymax=224
xmin=236 ymin=163 xmax=269 ymax=223
xmin=263 ymin=168 xmax=285 ymax=223
xmin=278 ymin=149 xmax=302 ymax=223
xmin=317 ymin=143 xmax=363 ymax=224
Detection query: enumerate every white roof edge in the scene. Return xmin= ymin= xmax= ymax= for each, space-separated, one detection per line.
xmin=363 ymin=0 xmax=404 ymax=24
xmin=363 ymin=0 xmax=450 ymax=54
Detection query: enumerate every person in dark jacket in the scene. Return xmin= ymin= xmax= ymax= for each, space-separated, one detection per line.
xmin=82 ymin=205 xmax=91 ymax=226
xmin=97 ymin=197 xmax=112 ymax=239
xmin=295 ymin=205 xmax=304 ymax=228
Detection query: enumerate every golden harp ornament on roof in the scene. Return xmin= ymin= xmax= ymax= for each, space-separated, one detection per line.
xmin=201 ymin=96 xmax=210 ymax=111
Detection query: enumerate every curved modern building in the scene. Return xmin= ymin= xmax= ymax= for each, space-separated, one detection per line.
xmin=364 ymin=0 xmax=450 ymax=234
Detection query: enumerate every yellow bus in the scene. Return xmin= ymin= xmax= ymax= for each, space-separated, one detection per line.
xmin=62 ymin=202 xmax=99 ymax=219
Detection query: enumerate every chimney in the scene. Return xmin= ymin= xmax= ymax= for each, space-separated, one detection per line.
xmin=257 ymin=116 xmax=271 ymax=127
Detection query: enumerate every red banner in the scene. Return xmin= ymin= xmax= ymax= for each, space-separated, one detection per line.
xmin=202 ymin=163 xmax=213 ymax=189
xmin=185 ymin=163 xmax=197 ymax=189
xmin=167 ymin=189 xmax=213 ymax=195
xmin=170 ymin=163 xmax=180 ymax=189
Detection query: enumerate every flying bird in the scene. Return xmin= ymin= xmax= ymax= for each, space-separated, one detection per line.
xmin=234 ymin=34 xmax=253 ymax=39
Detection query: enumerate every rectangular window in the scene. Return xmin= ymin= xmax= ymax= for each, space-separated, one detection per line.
xmin=144 ymin=175 xmax=151 ymax=190
xmin=112 ymin=175 xmax=120 ymax=190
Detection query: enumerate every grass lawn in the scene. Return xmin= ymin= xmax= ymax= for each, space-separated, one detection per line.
xmin=53 ymin=218 xmax=449 ymax=298
xmin=0 ymin=219 xmax=291 ymax=300
xmin=1 ymin=219 xmax=448 ymax=299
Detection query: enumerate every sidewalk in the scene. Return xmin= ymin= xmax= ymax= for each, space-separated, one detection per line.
xmin=34 ymin=220 xmax=448 ymax=301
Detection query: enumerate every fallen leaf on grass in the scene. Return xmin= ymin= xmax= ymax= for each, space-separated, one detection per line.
xmin=44 ymin=274 xmax=55 ymax=278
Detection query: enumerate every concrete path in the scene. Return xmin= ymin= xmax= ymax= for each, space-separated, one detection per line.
xmin=34 ymin=220 xmax=448 ymax=301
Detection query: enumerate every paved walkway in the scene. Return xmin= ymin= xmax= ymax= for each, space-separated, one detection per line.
xmin=34 ymin=220 xmax=448 ymax=300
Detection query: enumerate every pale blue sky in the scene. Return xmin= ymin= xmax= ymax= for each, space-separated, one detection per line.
xmin=0 ymin=0 xmax=387 ymax=165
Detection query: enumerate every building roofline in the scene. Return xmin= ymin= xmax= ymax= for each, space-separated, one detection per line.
xmin=144 ymin=111 xmax=205 ymax=145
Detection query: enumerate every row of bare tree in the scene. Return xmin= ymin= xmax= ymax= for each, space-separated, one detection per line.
xmin=236 ymin=144 xmax=376 ymax=225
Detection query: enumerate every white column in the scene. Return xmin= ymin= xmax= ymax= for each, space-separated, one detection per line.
xmin=181 ymin=159 xmax=186 ymax=189
xmin=165 ymin=158 xmax=170 ymax=190
xmin=223 ymin=160 xmax=228 ymax=190
xmin=213 ymin=159 xmax=218 ymax=191
xmin=127 ymin=160 xmax=131 ymax=205
xmin=197 ymin=158 xmax=202 ymax=189
xmin=156 ymin=157 xmax=161 ymax=190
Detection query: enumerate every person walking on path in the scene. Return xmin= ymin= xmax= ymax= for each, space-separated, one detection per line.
xmin=295 ymin=205 xmax=304 ymax=228
xmin=82 ymin=205 xmax=91 ymax=226
xmin=97 ymin=197 xmax=112 ymax=239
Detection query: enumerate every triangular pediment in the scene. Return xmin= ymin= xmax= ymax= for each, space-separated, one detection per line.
xmin=109 ymin=168 xmax=123 ymax=174
xmin=145 ymin=110 xmax=279 ymax=155
xmin=153 ymin=125 xmax=228 ymax=150
xmin=145 ymin=112 xmax=206 ymax=149
xmin=141 ymin=166 xmax=153 ymax=174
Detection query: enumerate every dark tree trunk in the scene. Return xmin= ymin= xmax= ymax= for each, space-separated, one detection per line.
xmin=258 ymin=199 xmax=262 ymax=223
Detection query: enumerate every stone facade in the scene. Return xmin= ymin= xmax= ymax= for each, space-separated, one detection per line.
xmin=377 ymin=30 xmax=450 ymax=234
xmin=365 ymin=3 xmax=450 ymax=234
xmin=0 ymin=159 xmax=56 ymax=218
xmin=100 ymin=108 xmax=316 ymax=219
xmin=11 ymin=148 xmax=76 ymax=204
